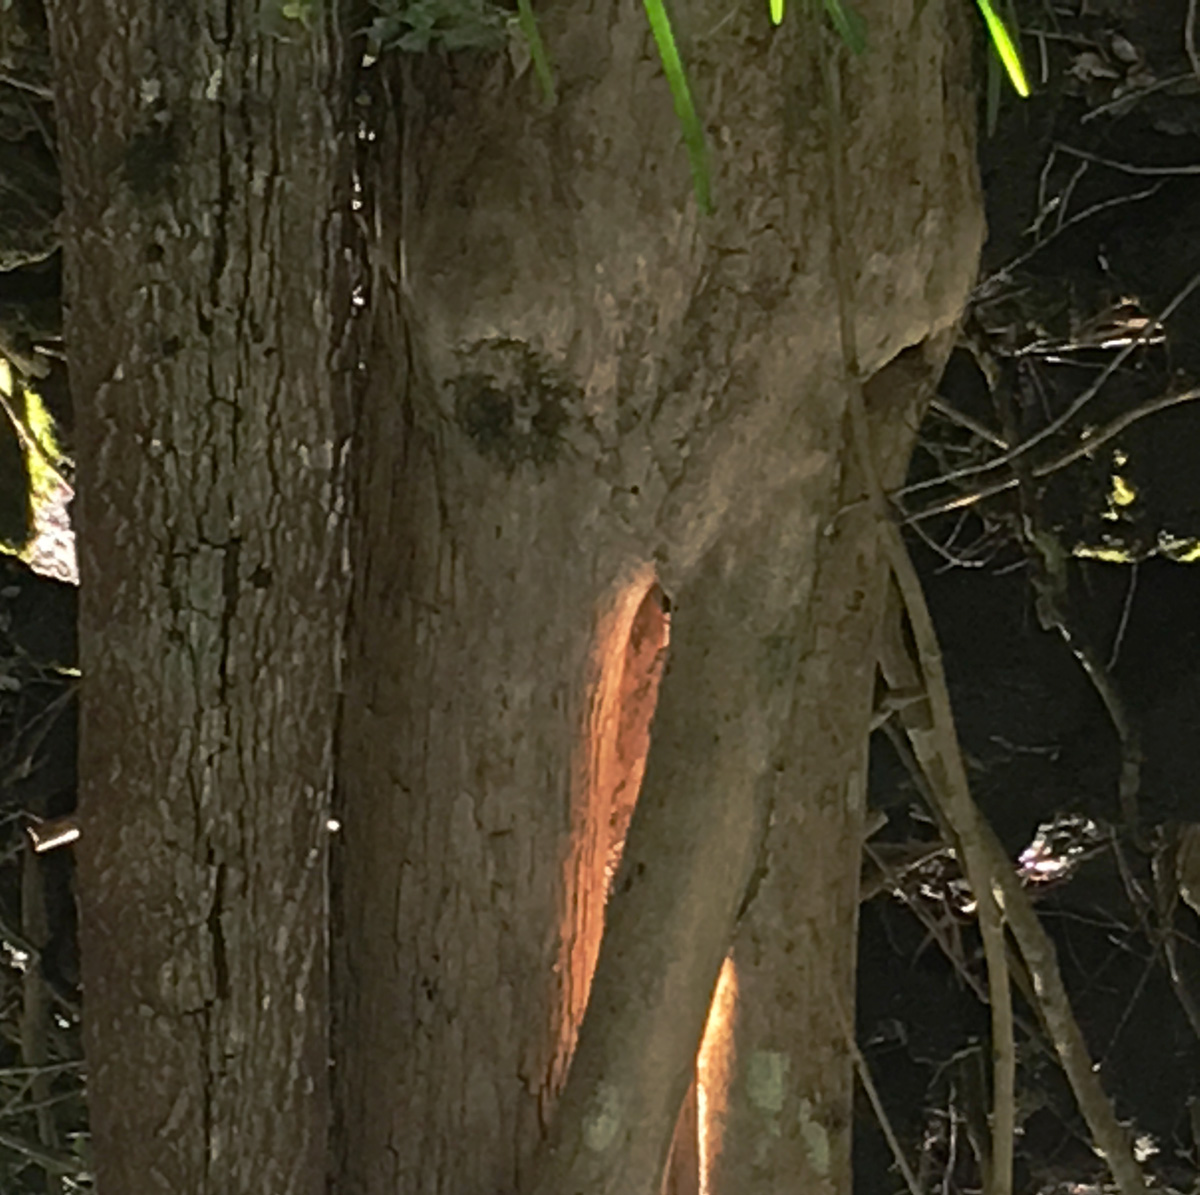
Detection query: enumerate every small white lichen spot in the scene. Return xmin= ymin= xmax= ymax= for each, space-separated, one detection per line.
xmin=582 ymin=1082 xmax=622 ymax=1153
xmin=797 ymin=1098 xmax=831 ymax=1175
xmin=205 ymin=65 xmax=222 ymax=100
xmin=747 ymin=1051 xmax=789 ymax=1115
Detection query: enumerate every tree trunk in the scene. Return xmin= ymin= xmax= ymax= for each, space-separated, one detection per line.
xmin=701 ymin=343 xmax=950 ymax=1195
xmin=49 ymin=3 xmax=352 ymax=1191
xmin=336 ymin=1 xmax=981 ymax=1192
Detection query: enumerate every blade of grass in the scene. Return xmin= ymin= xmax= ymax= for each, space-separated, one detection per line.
xmin=823 ymin=0 xmax=867 ymax=54
xmin=975 ymin=0 xmax=1029 ymax=96
xmin=516 ymin=0 xmax=557 ymax=106
xmin=770 ymin=0 xmax=785 ymax=27
xmin=642 ymin=0 xmax=713 ymax=212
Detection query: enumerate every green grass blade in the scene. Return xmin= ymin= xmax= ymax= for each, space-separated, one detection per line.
xmin=770 ymin=0 xmax=785 ymax=27
xmin=641 ymin=0 xmax=713 ymax=212
xmin=823 ymin=0 xmax=867 ymax=54
xmin=975 ymin=0 xmax=1029 ymax=96
xmin=516 ymin=0 xmax=557 ymax=106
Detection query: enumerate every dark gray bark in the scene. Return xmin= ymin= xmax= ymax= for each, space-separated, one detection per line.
xmin=48 ymin=3 xmax=351 ymax=1191
xmin=336 ymin=1 xmax=981 ymax=1192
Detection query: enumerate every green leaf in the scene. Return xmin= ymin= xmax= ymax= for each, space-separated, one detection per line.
xmin=975 ymin=0 xmax=1029 ymax=97
xmin=516 ymin=0 xmax=558 ymax=105
xmin=281 ymin=0 xmax=316 ymax=25
xmin=823 ymin=0 xmax=866 ymax=54
xmin=770 ymin=0 xmax=785 ymax=27
xmin=641 ymin=0 xmax=713 ymax=213
xmin=366 ymin=0 xmax=508 ymax=53
xmin=398 ymin=27 xmax=433 ymax=50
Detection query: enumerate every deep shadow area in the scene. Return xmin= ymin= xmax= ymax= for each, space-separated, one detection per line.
xmin=856 ymin=1 xmax=1200 ymax=1189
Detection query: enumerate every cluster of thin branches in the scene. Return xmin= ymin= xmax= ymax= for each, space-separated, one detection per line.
xmin=0 ymin=604 xmax=86 ymax=1194
xmin=818 ymin=26 xmax=1200 ymax=1193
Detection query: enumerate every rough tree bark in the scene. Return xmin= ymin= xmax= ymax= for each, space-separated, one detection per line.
xmin=335 ymin=1 xmax=981 ymax=1193
xmin=49 ymin=3 xmax=352 ymax=1191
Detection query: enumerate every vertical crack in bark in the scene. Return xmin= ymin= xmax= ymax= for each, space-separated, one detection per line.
xmin=218 ymin=536 xmax=240 ymax=705
xmin=734 ymin=778 xmax=778 ymax=924
xmin=207 ymin=856 xmax=229 ymax=1001
xmin=209 ymin=116 xmax=231 ymax=312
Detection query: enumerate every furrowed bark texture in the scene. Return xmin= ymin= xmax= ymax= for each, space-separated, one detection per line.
xmin=336 ymin=0 xmax=981 ymax=1191
xmin=49 ymin=4 xmax=350 ymax=1192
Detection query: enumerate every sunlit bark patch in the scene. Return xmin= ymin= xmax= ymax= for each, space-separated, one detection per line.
xmin=697 ymin=955 xmax=738 ymax=1195
xmin=554 ymin=570 xmax=669 ymax=1092
xmin=601 ymin=580 xmax=670 ymax=886
xmin=558 ymin=575 xmax=738 ymax=1195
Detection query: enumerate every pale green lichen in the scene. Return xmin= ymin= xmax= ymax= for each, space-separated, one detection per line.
xmin=797 ymin=1097 xmax=831 ymax=1175
xmin=582 ymin=1082 xmax=622 ymax=1152
xmin=747 ymin=1050 xmax=789 ymax=1115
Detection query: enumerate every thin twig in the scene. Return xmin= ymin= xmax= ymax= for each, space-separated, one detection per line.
xmin=905 ymin=508 xmax=990 ymax=570
xmin=865 ymin=835 xmax=990 ymax=1003
xmin=1054 ymin=160 xmax=1089 ymax=234
xmin=1152 ymin=832 xmax=1200 ymax=1043
xmin=1185 ymin=0 xmax=1200 ymax=86
xmin=930 ymin=397 xmax=1009 ymax=449
xmin=1107 ymin=563 xmax=1138 ymax=671
xmin=1034 ymin=146 xmax=1058 ymax=232
xmin=0 ymin=681 xmax=78 ymax=791
xmin=20 ymin=838 xmax=61 ymax=1195
xmin=1064 ymin=634 xmax=1143 ymax=837
xmin=880 ymin=718 xmax=1060 ymax=1053
xmin=877 ymin=582 xmax=1016 ymax=1195
xmin=0 ymin=1130 xmax=85 ymax=1177
xmin=1098 ymin=948 xmax=1157 ymax=1063
xmin=904 ymin=385 xmax=1200 ymax=523
xmin=1032 ymin=386 xmax=1200 ymax=476
xmin=881 ymin=593 xmax=1147 ymax=1195
xmin=0 ymin=389 xmax=74 ymax=496
xmin=1056 ymin=142 xmax=1200 ymax=176
xmin=827 ymin=968 xmax=924 ymax=1195
xmin=0 ymin=1062 xmax=82 ymax=1079
xmin=1082 ymin=73 xmax=1197 ymax=124
xmin=1163 ymin=925 xmax=1200 ymax=1041
xmin=977 ymin=181 xmax=1164 ymax=297
xmin=986 ymin=844 xmax=1147 ymax=1195
xmin=904 ymin=268 xmax=1200 ymax=504
xmin=820 ymin=40 xmax=1014 ymax=1195
xmin=0 ymin=73 xmax=54 ymax=101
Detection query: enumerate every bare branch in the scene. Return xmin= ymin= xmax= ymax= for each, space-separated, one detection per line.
xmin=898 ymin=267 xmax=1200 ymax=506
